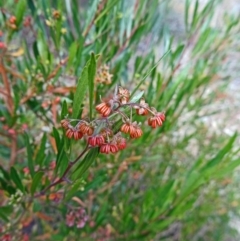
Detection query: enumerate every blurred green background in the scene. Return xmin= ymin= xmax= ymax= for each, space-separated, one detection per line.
xmin=0 ymin=0 xmax=240 ymax=240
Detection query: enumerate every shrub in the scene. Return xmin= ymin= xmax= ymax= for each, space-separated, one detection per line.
xmin=0 ymin=0 xmax=239 ymax=240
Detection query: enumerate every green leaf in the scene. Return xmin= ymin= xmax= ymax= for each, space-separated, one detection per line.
xmin=35 ymin=133 xmax=47 ymax=166
xmin=131 ymin=50 xmax=170 ymax=97
xmin=72 ymin=63 xmax=89 ymax=119
xmin=52 ymin=127 xmax=61 ymax=153
xmin=0 ymin=211 xmax=8 ymax=222
xmin=201 ymin=133 xmax=237 ymax=172
xmin=30 ymin=171 xmax=44 ymax=195
xmin=66 ymin=41 xmax=78 ymax=71
xmin=58 ymin=151 xmax=69 ymax=177
xmin=10 ymin=167 xmax=24 ymax=192
xmin=61 ymin=100 xmax=68 ymax=120
xmin=27 ymin=0 xmax=36 ymax=14
xmin=184 ymin=0 xmax=190 ymax=32
xmin=178 ymin=170 xmax=204 ymax=203
xmin=71 ymin=148 xmax=99 ymax=181
xmin=0 ymin=166 xmax=10 ymax=181
xmin=33 ymin=41 xmax=40 ymax=61
xmin=24 ymin=133 xmax=34 ymax=177
xmin=65 ymin=178 xmax=84 ymax=201
xmin=212 ymin=158 xmax=240 ymax=179
xmin=0 ymin=177 xmax=15 ymax=194
xmin=88 ymin=53 xmax=97 ymax=120
xmin=54 ymin=131 xmax=69 ymax=176
xmin=15 ymin=0 xmax=26 ymax=26
xmin=191 ymin=0 xmax=199 ymax=30
xmin=93 ymin=0 xmax=120 ymax=24
xmin=0 ymin=205 xmax=13 ymax=222
xmin=130 ymin=91 xmax=144 ymax=103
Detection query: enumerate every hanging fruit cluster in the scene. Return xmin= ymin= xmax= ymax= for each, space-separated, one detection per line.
xmin=61 ymin=86 xmax=165 ymax=154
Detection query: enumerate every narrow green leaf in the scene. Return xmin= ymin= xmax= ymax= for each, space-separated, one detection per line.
xmin=66 ymin=41 xmax=78 ymax=71
xmin=33 ymin=41 xmax=40 ymax=60
xmin=35 ymin=133 xmax=47 ymax=166
xmin=71 ymin=148 xmax=99 ymax=181
xmin=52 ymin=127 xmax=61 ymax=153
xmin=15 ymin=0 xmax=26 ymax=25
xmin=0 ymin=211 xmax=8 ymax=222
xmin=30 ymin=172 xmax=44 ymax=195
xmin=65 ymin=178 xmax=84 ymax=201
xmin=212 ymin=158 xmax=240 ymax=179
xmin=88 ymin=53 xmax=97 ymax=120
xmin=61 ymin=100 xmax=68 ymax=120
xmin=191 ymin=0 xmax=199 ymax=30
xmin=130 ymin=91 xmax=144 ymax=103
xmin=0 ymin=166 xmax=10 ymax=181
xmin=178 ymin=170 xmax=204 ymax=203
xmin=184 ymin=0 xmax=190 ymax=32
xmin=0 ymin=177 xmax=15 ymax=194
xmin=93 ymin=0 xmax=120 ymax=24
xmin=24 ymin=133 xmax=34 ymax=177
xmin=10 ymin=167 xmax=24 ymax=192
xmin=131 ymin=50 xmax=170 ymax=97
xmin=0 ymin=205 xmax=13 ymax=222
xmin=58 ymin=151 xmax=69 ymax=177
xmin=172 ymin=44 xmax=185 ymax=61
xmin=72 ymin=63 xmax=89 ymax=119
xmin=27 ymin=0 xmax=36 ymax=14
xmin=201 ymin=133 xmax=237 ymax=171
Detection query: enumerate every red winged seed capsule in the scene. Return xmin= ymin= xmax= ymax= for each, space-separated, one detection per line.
xmin=100 ymin=144 xmax=111 ymax=154
xmin=61 ymin=119 xmax=70 ymax=129
xmin=78 ymin=122 xmax=94 ymax=136
xmin=100 ymin=143 xmax=118 ymax=154
xmin=88 ymin=135 xmax=105 ymax=146
xmin=110 ymin=144 xmax=118 ymax=153
xmin=66 ymin=129 xmax=74 ymax=139
xmin=73 ymin=130 xmax=83 ymax=140
xmin=120 ymin=123 xmax=131 ymax=134
xmin=148 ymin=112 xmax=165 ymax=128
xmin=95 ymin=102 xmax=112 ymax=117
xmin=129 ymin=125 xmax=143 ymax=139
xmin=121 ymin=122 xmax=142 ymax=139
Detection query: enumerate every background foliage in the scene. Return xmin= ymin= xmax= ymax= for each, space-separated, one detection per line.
xmin=0 ymin=0 xmax=240 ymax=240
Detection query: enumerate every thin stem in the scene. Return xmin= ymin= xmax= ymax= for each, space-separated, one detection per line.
xmin=82 ymin=0 xmax=107 ymax=37
xmin=0 ymin=58 xmax=14 ymax=116
xmin=113 ymin=110 xmax=129 ymax=120
xmin=112 ymin=24 xmax=142 ymax=61
xmin=34 ymin=144 xmax=90 ymax=198
xmin=0 ymin=88 xmax=10 ymax=97
xmin=9 ymin=134 xmax=17 ymax=167
xmin=115 ymin=103 xmax=156 ymax=116
xmin=130 ymin=106 xmax=133 ymax=122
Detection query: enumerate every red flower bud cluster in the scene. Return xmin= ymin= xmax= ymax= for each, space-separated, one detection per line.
xmin=61 ymin=86 xmax=165 ymax=155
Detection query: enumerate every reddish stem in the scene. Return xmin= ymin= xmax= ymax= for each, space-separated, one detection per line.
xmin=34 ymin=144 xmax=90 ymax=198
